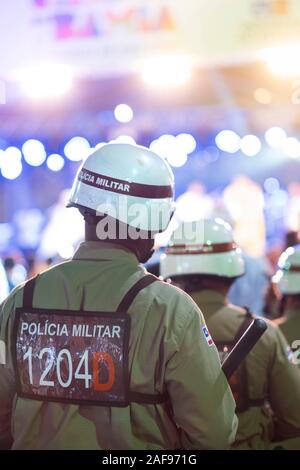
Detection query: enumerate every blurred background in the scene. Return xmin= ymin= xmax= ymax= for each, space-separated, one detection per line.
xmin=1 ymin=0 xmax=300 ymax=307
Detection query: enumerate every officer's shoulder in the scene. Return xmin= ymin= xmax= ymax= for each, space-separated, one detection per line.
xmin=150 ymin=279 xmax=201 ymax=314
xmin=1 ymin=281 xmax=26 ymax=313
xmin=146 ymin=280 xmax=203 ymax=336
xmin=226 ymin=303 xmax=249 ymax=315
xmin=273 ymin=316 xmax=286 ymax=328
xmin=223 ymin=302 xmax=250 ymax=319
xmin=39 ymin=260 xmax=72 ymax=276
xmin=227 ymin=304 xmax=279 ymax=336
xmin=263 ymin=317 xmax=283 ymax=336
xmin=6 ymin=261 xmax=72 ymax=305
xmin=250 ymin=316 xmax=284 ymax=347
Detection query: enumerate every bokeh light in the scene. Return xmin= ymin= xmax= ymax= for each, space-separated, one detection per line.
xmin=253 ymin=88 xmax=272 ymax=104
xmin=150 ymin=134 xmax=188 ymax=167
xmin=46 ymin=154 xmax=65 ymax=172
xmin=114 ymin=104 xmax=134 ymax=123
xmin=264 ymin=177 xmax=280 ymax=194
xmin=141 ymin=55 xmax=192 ymax=88
xmin=64 ymin=137 xmax=91 ymax=162
xmin=18 ymin=63 xmax=73 ymax=100
xmin=265 ymin=127 xmax=287 ymax=148
xmin=264 ymin=44 xmax=300 ymax=77
xmin=0 ymin=147 xmax=23 ymax=180
xmin=215 ymin=130 xmax=240 ymax=153
xmin=281 ymin=137 xmax=300 ymax=159
xmin=240 ymin=135 xmax=262 ymax=156
xmin=22 ymin=139 xmax=46 ymax=167
xmin=176 ymin=133 xmax=197 ymax=154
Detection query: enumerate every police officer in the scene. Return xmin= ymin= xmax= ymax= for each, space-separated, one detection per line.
xmin=0 ymin=144 xmax=237 ymax=450
xmin=160 ymin=218 xmax=300 ymax=450
xmin=273 ymin=246 xmax=300 ymax=349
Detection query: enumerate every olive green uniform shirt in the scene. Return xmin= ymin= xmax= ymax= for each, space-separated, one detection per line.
xmin=274 ymin=309 xmax=300 ymax=348
xmin=0 ymin=243 xmax=237 ymax=450
xmin=190 ymin=289 xmax=300 ymax=450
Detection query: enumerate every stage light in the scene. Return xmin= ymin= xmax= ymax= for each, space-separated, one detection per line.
xmin=18 ymin=63 xmax=73 ymax=100
xmin=264 ymin=177 xmax=280 ymax=194
xmin=64 ymin=137 xmax=91 ymax=161
xmin=240 ymin=135 xmax=261 ymax=156
xmin=265 ymin=127 xmax=287 ymax=148
xmin=22 ymin=139 xmax=46 ymax=166
xmin=114 ymin=104 xmax=133 ymax=123
xmin=215 ymin=130 xmax=240 ymax=153
xmin=176 ymin=133 xmax=197 ymax=154
xmin=46 ymin=154 xmax=65 ymax=172
xmin=264 ymin=44 xmax=300 ymax=77
xmin=112 ymin=135 xmax=136 ymax=145
xmin=1 ymin=149 xmax=23 ymax=180
xmin=0 ymin=150 xmax=4 ymax=169
xmin=150 ymin=134 xmax=188 ymax=167
xmin=281 ymin=137 xmax=300 ymax=159
xmin=141 ymin=55 xmax=192 ymax=88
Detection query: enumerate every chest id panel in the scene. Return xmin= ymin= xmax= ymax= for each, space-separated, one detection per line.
xmin=12 ymin=274 xmax=167 ymax=407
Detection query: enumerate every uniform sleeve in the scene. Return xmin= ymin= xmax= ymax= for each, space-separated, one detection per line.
xmin=268 ymin=325 xmax=300 ymax=441
xmin=165 ymin=303 xmax=238 ymax=450
xmin=0 ymin=293 xmax=17 ymax=448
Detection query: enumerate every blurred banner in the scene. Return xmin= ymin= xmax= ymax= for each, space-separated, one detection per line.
xmin=1 ymin=0 xmax=300 ymax=79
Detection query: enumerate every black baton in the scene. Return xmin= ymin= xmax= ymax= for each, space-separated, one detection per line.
xmin=221 ymin=318 xmax=267 ymax=380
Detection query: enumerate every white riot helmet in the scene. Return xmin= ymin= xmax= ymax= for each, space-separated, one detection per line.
xmin=68 ymin=143 xmax=175 ymax=233
xmin=272 ymin=246 xmax=300 ymax=295
xmin=160 ymin=218 xmax=245 ymax=279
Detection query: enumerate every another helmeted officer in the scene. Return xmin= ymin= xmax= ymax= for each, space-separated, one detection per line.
xmin=273 ymin=246 xmax=300 ymax=350
xmin=160 ymin=218 xmax=300 ymax=450
xmin=0 ymin=144 xmax=237 ymax=450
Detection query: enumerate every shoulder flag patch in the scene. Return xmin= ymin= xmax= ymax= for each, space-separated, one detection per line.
xmin=202 ymin=325 xmax=214 ymax=346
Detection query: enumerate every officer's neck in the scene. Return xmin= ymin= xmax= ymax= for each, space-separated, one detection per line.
xmin=84 ymin=222 xmax=154 ymax=264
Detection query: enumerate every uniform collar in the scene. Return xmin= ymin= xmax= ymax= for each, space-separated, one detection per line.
xmin=73 ymin=241 xmax=139 ymax=263
xmin=190 ymin=289 xmax=228 ymax=317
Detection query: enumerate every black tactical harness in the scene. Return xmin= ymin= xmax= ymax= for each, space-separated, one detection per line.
xmin=215 ymin=308 xmax=265 ymax=413
xmin=12 ymin=274 xmax=168 ymax=407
